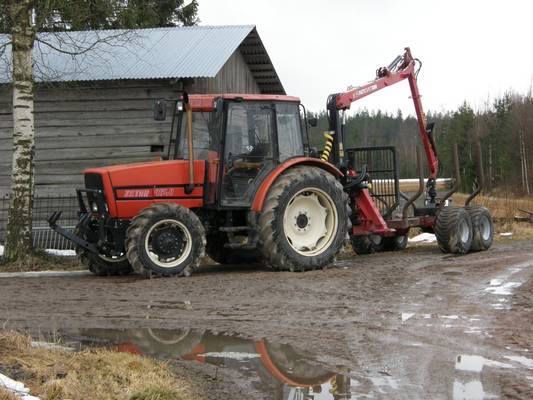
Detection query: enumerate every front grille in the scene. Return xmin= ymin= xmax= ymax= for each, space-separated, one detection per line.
xmin=347 ymin=146 xmax=400 ymax=218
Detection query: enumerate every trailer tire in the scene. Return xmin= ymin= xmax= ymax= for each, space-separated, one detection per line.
xmin=384 ymin=234 xmax=408 ymax=251
xmin=435 ymin=207 xmax=473 ymax=254
xmin=351 ymin=234 xmax=385 ymax=255
xmin=75 ymin=227 xmax=132 ymax=277
xmin=465 ymin=205 xmax=493 ymax=252
xmin=125 ymin=203 xmax=205 ymax=278
xmin=258 ymin=166 xmax=350 ymax=271
xmin=206 ymin=233 xmax=260 ymax=264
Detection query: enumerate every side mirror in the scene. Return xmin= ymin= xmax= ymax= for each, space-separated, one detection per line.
xmin=307 ymin=117 xmax=318 ymax=127
xmin=153 ymin=99 xmax=167 ymax=121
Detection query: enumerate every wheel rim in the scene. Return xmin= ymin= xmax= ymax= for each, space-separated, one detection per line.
xmin=479 ymin=215 xmax=491 ymax=241
xmin=370 ymin=235 xmax=382 ymax=246
xmin=283 ymin=188 xmax=338 ymax=256
xmin=459 ymin=219 xmax=470 ymax=243
xmin=144 ymin=219 xmax=192 ymax=268
xmin=147 ymin=328 xmax=190 ymax=345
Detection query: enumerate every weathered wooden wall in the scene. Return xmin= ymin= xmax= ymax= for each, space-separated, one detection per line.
xmin=0 ymin=49 xmax=261 ymax=196
xmin=193 ymin=50 xmax=261 ymax=94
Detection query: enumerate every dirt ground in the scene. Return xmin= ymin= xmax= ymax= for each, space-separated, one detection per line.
xmin=0 ymin=240 xmax=532 ymax=399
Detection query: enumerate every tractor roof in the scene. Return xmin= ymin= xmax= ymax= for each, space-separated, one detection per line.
xmin=189 ymin=94 xmax=300 ymax=111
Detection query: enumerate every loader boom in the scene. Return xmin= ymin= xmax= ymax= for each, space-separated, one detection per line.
xmin=327 ymin=47 xmax=439 ymax=182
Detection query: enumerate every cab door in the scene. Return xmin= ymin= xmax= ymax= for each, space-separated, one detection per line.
xmin=220 ymin=102 xmax=277 ymax=207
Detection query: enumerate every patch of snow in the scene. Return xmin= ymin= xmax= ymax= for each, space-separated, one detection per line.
xmin=31 ymin=341 xmax=73 ymax=352
xmin=499 ymin=232 xmax=513 ymax=237
xmin=44 ymin=249 xmax=76 ymax=257
xmin=504 ymin=356 xmax=533 ymax=369
xmin=408 ymin=233 xmax=436 ymax=243
xmin=455 ymin=355 xmax=513 ymax=372
xmin=442 ymin=315 xmax=459 ymax=319
xmin=0 ymin=372 xmax=40 ymax=400
xmin=369 ymin=376 xmax=400 ymax=392
xmin=453 ymin=380 xmax=497 ymax=400
xmin=489 ymin=279 xmax=503 ymax=286
xmin=401 ymin=312 xmax=415 ymax=322
xmin=485 ymin=281 xmax=522 ymax=295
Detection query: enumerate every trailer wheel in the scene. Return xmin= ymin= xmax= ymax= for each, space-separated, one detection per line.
xmin=206 ymin=233 xmax=260 ymax=264
xmin=75 ymin=227 xmax=132 ymax=276
xmin=466 ymin=205 xmax=493 ymax=251
xmin=125 ymin=203 xmax=205 ymax=278
xmin=384 ymin=234 xmax=408 ymax=251
xmin=351 ymin=234 xmax=385 ymax=255
xmin=258 ymin=166 xmax=350 ymax=271
xmin=435 ymin=207 xmax=473 ymax=254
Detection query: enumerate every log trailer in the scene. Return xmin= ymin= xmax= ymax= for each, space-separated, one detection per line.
xmin=49 ymin=47 xmax=494 ymax=277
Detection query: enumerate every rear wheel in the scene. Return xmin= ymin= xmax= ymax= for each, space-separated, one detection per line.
xmin=75 ymin=226 xmax=132 ymax=276
xmin=435 ymin=207 xmax=472 ymax=254
xmin=351 ymin=234 xmax=385 ymax=255
xmin=258 ymin=166 xmax=350 ymax=271
xmin=125 ymin=203 xmax=205 ymax=278
xmin=466 ymin=205 xmax=493 ymax=251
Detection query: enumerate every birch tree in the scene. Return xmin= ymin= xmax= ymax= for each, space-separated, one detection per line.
xmin=4 ymin=0 xmax=35 ymax=260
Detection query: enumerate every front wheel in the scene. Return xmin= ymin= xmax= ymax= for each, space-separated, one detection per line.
xmin=257 ymin=166 xmax=350 ymax=271
xmin=125 ymin=203 xmax=205 ymax=278
xmin=75 ymin=226 xmax=132 ymax=276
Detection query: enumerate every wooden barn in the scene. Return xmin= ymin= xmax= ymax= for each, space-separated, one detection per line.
xmin=0 ymin=25 xmax=285 ymax=197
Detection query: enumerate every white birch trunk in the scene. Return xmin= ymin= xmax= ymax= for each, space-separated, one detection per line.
xmin=4 ymin=0 xmax=35 ymax=261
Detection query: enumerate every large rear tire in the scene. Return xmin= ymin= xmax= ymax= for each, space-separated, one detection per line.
xmin=75 ymin=226 xmax=132 ymax=277
xmin=125 ymin=203 xmax=205 ymax=278
xmin=435 ymin=207 xmax=473 ymax=254
xmin=257 ymin=166 xmax=350 ymax=271
xmin=466 ymin=205 xmax=493 ymax=251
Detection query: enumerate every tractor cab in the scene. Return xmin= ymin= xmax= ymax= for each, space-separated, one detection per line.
xmin=161 ymin=94 xmax=306 ymax=208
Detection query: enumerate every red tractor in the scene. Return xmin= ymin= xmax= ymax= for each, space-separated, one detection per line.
xmin=49 ymin=48 xmax=493 ymax=278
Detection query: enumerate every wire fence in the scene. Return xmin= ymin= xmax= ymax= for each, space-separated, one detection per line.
xmin=0 ymin=194 xmax=79 ymax=251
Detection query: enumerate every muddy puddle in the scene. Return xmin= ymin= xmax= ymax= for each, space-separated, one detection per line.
xmin=37 ymin=329 xmax=368 ymax=400
xmin=64 ymin=328 xmax=358 ymax=399
xmin=34 ymin=325 xmax=530 ymax=400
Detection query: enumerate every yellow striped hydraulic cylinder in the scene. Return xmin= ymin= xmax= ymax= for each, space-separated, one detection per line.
xmin=321 ymin=131 xmax=335 ymax=161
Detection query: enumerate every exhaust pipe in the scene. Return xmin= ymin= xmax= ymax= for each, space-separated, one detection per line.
xmin=183 ymin=92 xmax=195 ymax=194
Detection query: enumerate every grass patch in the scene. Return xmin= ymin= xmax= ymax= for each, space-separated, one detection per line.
xmin=0 ymin=331 xmax=206 ymax=400
xmin=0 ymin=252 xmax=84 ymax=273
xmin=0 ymin=387 xmax=19 ymax=400
xmin=453 ymin=193 xmax=533 ymax=240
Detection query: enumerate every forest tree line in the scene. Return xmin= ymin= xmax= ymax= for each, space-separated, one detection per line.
xmin=308 ymin=91 xmax=533 ymax=195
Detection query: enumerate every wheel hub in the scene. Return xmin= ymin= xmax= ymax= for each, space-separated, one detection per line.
xmin=152 ymin=228 xmax=183 ymax=257
xmin=296 ymin=213 xmax=309 ymax=230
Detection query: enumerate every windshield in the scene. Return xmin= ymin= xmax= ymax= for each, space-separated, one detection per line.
xmin=173 ymin=109 xmax=221 ymax=160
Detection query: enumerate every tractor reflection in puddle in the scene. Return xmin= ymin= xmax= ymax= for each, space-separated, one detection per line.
xmin=81 ymin=328 xmax=354 ymax=400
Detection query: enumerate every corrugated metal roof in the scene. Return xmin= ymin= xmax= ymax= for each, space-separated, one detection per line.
xmin=0 ymin=25 xmax=283 ymax=93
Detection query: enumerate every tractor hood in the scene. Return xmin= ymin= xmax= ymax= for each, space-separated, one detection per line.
xmin=84 ymin=160 xmax=206 ymax=218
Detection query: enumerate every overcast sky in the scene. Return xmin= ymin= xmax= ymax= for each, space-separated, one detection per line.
xmin=198 ymin=0 xmax=533 ymax=116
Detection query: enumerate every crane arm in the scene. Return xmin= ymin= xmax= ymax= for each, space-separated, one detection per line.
xmin=327 ymin=48 xmax=439 ymax=180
